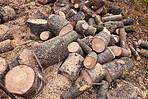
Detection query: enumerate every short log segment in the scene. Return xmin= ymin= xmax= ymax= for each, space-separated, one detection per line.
xmin=80 ymin=5 xmax=96 ymax=17
xmin=104 ymin=21 xmax=124 ymax=28
xmin=66 ymin=9 xmax=77 ymax=19
xmin=92 ymin=28 xmax=111 ymax=53
xmin=0 ymin=39 xmax=14 ymax=54
xmin=5 ymin=65 xmax=45 ymax=98
xmin=38 ymin=0 xmax=56 ymax=4
xmin=0 ymin=25 xmax=13 ymax=42
xmin=55 ymin=5 xmax=70 ymax=16
xmin=87 ymin=0 xmax=105 ymax=11
xmin=88 ymin=18 xmax=96 ymax=26
xmin=40 ymin=31 xmax=52 ymax=41
xmin=33 ymin=31 xmax=78 ymax=68
xmin=94 ymin=15 xmax=103 ymax=25
xmin=140 ymin=49 xmax=148 ymax=58
xmin=102 ymin=14 xmax=122 ymax=22
xmin=108 ymin=4 xmax=122 ymax=15
xmin=109 ymin=34 xmax=119 ymax=45
xmin=109 ymin=46 xmax=122 ymax=57
xmin=122 ymin=18 xmax=134 ymax=26
xmin=119 ymin=28 xmax=126 ymax=48
xmin=129 ymin=45 xmax=141 ymax=60
xmin=138 ymin=39 xmax=148 ymax=49
xmin=58 ymin=53 xmax=84 ymax=81
xmin=93 ymin=25 xmax=104 ymax=33
xmin=69 ymin=11 xmax=85 ymax=23
xmin=47 ymin=14 xmax=73 ymax=36
xmin=120 ymin=47 xmax=131 ymax=58
xmin=83 ymin=52 xmax=97 ymax=69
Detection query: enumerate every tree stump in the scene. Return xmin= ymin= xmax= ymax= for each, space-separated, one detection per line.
xmin=40 ymin=31 xmax=52 ymax=41
xmin=138 ymin=39 xmax=148 ymax=49
xmin=94 ymin=15 xmax=103 ymax=25
xmin=102 ymin=14 xmax=122 ymax=22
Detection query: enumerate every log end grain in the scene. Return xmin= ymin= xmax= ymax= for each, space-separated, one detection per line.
xmin=40 ymin=31 xmax=52 ymax=41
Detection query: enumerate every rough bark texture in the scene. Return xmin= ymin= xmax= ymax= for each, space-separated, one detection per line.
xmin=108 ymin=4 xmax=122 ymax=15
xmin=133 ymin=41 xmax=141 ymax=52
xmin=120 ymin=47 xmax=131 ymax=58
xmin=93 ymin=25 xmax=104 ymax=33
xmin=104 ymin=21 xmax=124 ymax=29
xmin=138 ymin=39 xmax=148 ymax=49
xmin=122 ymin=18 xmax=134 ymax=26
xmin=109 ymin=34 xmax=119 ymax=45
xmin=66 ymin=9 xmax=77 ymax=19
xmin=38 ymin=0 xmax=56 ymax=4
xmin=58 ymin=53 xmax=84 ymax=81
xmin=129 ymin=45 xmax=141 ymax=60
xmin=40 ymin=31 xmax=52 ymax=41
xmin=102 ymin=14 xmax=122 ymax=22
xmin=140 ymin=49 xmax=148 ymax=58
xmin=80 ymin=36 xmax=94 ymax=47
xmin=55 ymin=5 xmax=70 ymax=16
xmin=119 ymin=28 xmax=126 ymax=48
xmin=88 ymin=18 xmax=96 ymax=26
xmin=69 ymin=11 xmax=85 ymax=22
xmin=80 ymin=5 xmax=96 ymax=17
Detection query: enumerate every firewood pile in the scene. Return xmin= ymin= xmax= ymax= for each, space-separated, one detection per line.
xmin=0 ymin=0 xmax=148 ymax=99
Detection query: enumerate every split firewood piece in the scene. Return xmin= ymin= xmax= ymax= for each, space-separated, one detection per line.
xmin=97 ymin=47 xmax=115 ymax=64
xmin=77 ymin=39 xmax=92 ymax=54
xmin=125 ymin=26 xmax=135 ymax=33
xmin=102 ymin=14 xmax=122 ymax=22
xmin=109 ymin=34 xmax=119 ymax=45
xmin=119 ymin=28 xmax=126 ymax=48
xmin=0 ymin=57 xmax=9 ymax=80
xmin=80 ymin=5 xmax=96 ymax=17
xmin=68 ymin=42 xmax=84 ymax=56
xmin=58 ymin=53 xmax=84 ymax=81
xmin=107 ymin=85 xmax=138 ymax=99
xmin=96 ymin=80 xmax=109 ymax=99
xmin=94 ymin=15 xmax=103 ymax=25
xmin=33 ymin=31 xmax=78 ymax=68
xmin=83 ymin=51 xmax=97 ymax=69
xmin=129 ymin=45 xmax=141 ymax=60
xmin=109 ymin=46 xmax=122 ymax=57
xmin=75 ymin=20 xmax=96 ymax=35
xmin=138 ymin=39 xmax=148 ymax=49
xmin=93 ymin=25 xmax=104 ymax=33
xmin=69 ymin=11 xmax=85 ymax=23
xmin=0 ymin=25 xmax=13 ymax=42
xmin=27 ymin=19 xmax=48 ymax=36
xmin=87 ymin=0 xmax=105 ymax=11
xmin=66 ymin=9 xmax=77 ymax=19
xmin=88 ymin=18 xmax=96 ymax=26
xmin=0 ymin=6 xmax=16 ymax=22
xmin=47 ymin=14 xmax=73 ymax=36
xmin=122 ymin=18 xmax=134 ymax=26
xmin=92 ymin=28 xmax=111 ymax=53
xmin=139 ymin=49 xmax=148 ymax=58
xmin=5 ymin=65 xmax=45 ymax=98
xmin=38 ymin=0 xmax=56 ymax=4
xmin=55 ymin=5 xmax=70 ymax=16
xmin=108 ymin=4 xmax=122 ymax=15
xmin=40 ymin=31 xmax=52 ymax=41
xmin=0 ymin=39 xmax=14 ymax=54
xmin=120 ymin=47 xmax=131 ymax=58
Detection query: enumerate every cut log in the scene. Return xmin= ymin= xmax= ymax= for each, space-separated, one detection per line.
xmin=0 ymin=25 xmax=13 ymax=42
xmin=122 ymin=18 xmax=134 ymax=26
xmin=0 ymin=6 xmax=16 ymax=22
xmin=138 ymin=39 xmax=148 ymax=49
xmin=83 ymin=52 xmax=97 ymax=69
xmin=38 ymin=0 xmax=56 ymax=4
xmin=104 ymin=21 xmax=124 ymax=28
xmin=125 ymin=26 xmax=135 ymax=33
xmin=80 ymin=5 xmax=96 ymax=17
xmin=120 ymin=47 xmax=131 ymax=58
xmin=68 ymin=42 xmax=84 ymax=56
xmin=140 ymin=49 xmax=148 ymax=58
xmin=27 ymin=19 xmax=48 ymax=36
xmin=73 ymin=0 xmax=85 ymax=9
xmin=96 ymin=80 xmax=109 ymax=99
xmin=119 ymin=28 xmax=126 ymax=48
xmin=94 ymin=15 xmax=103 ymax=25
xmin=80 ymin=36 xmax=94 ymax=47
xmin=55 ymin=5 xmax=70 ymax=16
xmin=92 ymin=28 xmax=111 ymax=53
xmin=102 ymin=14 xmax=122 ymax=22
xmin=95 ymin=7 xmax=106 ymax=15
xmin=109 ymin=34 xmax=119 ymax=45
xmin=66 ymin=9 xmax=77 ymax=19
xmin=108 ymin=4 xmax=122 ymax=15
xmin=33 ymin=31 xmax=78 ymax=68
xmin=88 ymin=18 xmax=96 ymax=26
xmin=0 ymin=39 xmax=14 ymax=54
xmin=97 ymin=47 xmax=115 ymax=64
xmin=5 ymin=65 xmax=45 ymax=98
xmin=69 ymin=11 xmax=85 ymax=23
xmin=87 ymin=0 xmax=105 ymax=11
xmin=33 ymin=10 xmax=47 ymax=19
xmin=47 ymin=14 xmax=73 ymax=36
xmin=58 ymin=53 xmax=84 ymax=81
xmin=40 ymin=31 xmax=52 ymax=41
xmin=133 ymin=41 xmax=141 ymax=52
xmin=93 ymin=25 xmax=103 ymax=33
xmin=109 ymin=46 xmax=122 ymax=57
xmin=129 ymin=45 xmax=141 ymax=60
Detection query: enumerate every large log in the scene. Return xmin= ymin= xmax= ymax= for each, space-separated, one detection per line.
xmin=138 ymin=39 xmax=148 ymax=49
xmin=108 ymin=4 xmax=122 ymax=15
xmin=58 ymin=53 xmax=84 ymax=81
xmin=104 ymin=21 xmax=124 ymax=29
xmin=119 ymin=28 xmax=126 ymax=48
xmin=102 ymin=14 xmax=122 ymax=22
xmin=88 ymin=18 xmax=96 ymax=26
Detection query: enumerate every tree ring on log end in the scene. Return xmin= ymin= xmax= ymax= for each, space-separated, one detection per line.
xmin=92 ymin=38 xmax=105 ymax=53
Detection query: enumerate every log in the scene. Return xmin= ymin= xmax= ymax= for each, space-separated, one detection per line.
xmin=58 ymin=53 xmax=84 ymax=81
xmin=133 ymin=42 xmax=141 ymax=52
xmin=80 ymin=5 xmax=96 ymax=17
xmin=120 ymin=47 xmax=131 ymax=58
xmin=94 ymin=15 xmax=103 ymax=25
xmin=73 ymin=0 xmax=85 ymax=9
xmin=92 ymin=28 xmax=111 ymax=53
xmin=87 ymin=0 xmax=105 ymax=11
xmin=33 ymin=10 xmax=46 ymax=19
xmin=0 ymin=39 xmax=14 ymax=54
xmin=27 ymin=19 xmax=48 ymax=36
xmin=109 ymin=34 xmax=119 ymax=45
xmin=5 ymin=65 xmax=45 ymax=98
xmin=140 ymin=49 xmax=148 ymax=58
xmin=108 ymin=4 xmax=122 ymax=15
xmin=97 ymin=47 xmax=115 ymax=64
xmin=83 ymin=51 xmax=97 ymax=69
xmin=69 ymin=11 xmax=85 ymax=23
xmin=47 ymin=14 xmax=73 ymax=36
xmin=102 ymin=14 xmax=122 ymax=22
xmin=38 ymin=0 xmax=56 ymax=4
xmin=33 ymin=31 xmax=78 ymax=68
xmin=55 ymin=5 xmax=70 ymax=16
xmin=109 ymin=46 xmax=122 ymax=57
xmin=0 ymin=25 xmax=13 ymax=42
xmin=104 ymin=21 xmax=124 ymax=28
xmin=80 ymin=36 xmax=94 ymax=47
xmin=119 ymin=28 xmax=126 ymax=48
xmin=96 ymin=80 xmax=109 ymax=99
xmin=40 ymin=31 xmax=52 ymax=41
xmin=66 ymin=9 xmax=77 ymax=19
xmin=88 ymin=18 xmax=96 ymax=26
xmin=95 ymin=6 xmax=107 ymax=15
xmin=125 ymin=26 xmax=135 ymax=33
xmin=138 ymin=39 xmax=148 ymax=49
xmin=0 ymin=6 xmax=16 ymax=22
xmin=122 ymin=18 xmax=134 ymax=26
xmin=93 ymin=25 xmax=104 ymax=33
xmin=129 ymin=45 xmax=141 ymax=60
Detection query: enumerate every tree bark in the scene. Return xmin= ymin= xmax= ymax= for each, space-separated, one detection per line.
xmin=120 ymin=47 xmax=131 ymax=58
xmin=66 ymin=9 xmax=77 ymax=19
xmin=102 ymin=14 xmax=122 ymax=22
xmin=93 ymin=25 xmax=104 ymax=33
xmin=108 ymin=4 xmax=122 ymax=15
xmin=138 ymin=39 xmax=148 ymax=49
xmin=109 ymin=46 xmax=122 ymax=57
xmin=55 ymin=5 xmax=70 ymax=16
xmin=80 ymin=5 xmax=96 ymax=17
xmin=69 ymin=11 xmax=85 ymax=23
xmin=119 ymin=28 xmax=126 ymax=48
xmin=88 ymin=18 xmax=96 ymax=26
xmin=122 ymin=18 xmax=134 ymax=26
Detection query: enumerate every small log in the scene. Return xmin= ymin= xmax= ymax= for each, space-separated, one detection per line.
xmin=83 ymin=51 xmax=97 ymax=69
xmin=129 ymin=45 xmax=141 ymax=60
xmin=38 ymin=0 xmax=56 ymax=4
xmin=27 ymin=19 xmax=48 ymax=36
xmin=55 ymin=5 xmax=70 ymax=16
xmin=109 ymin=46 xmax=122 ymax=57
xmin=66 ymin=9 xmax=77 ymax=19
xmin=133 ymin=41 xmax=141 ymax=52
xmin=108 ymin=4 xmax=122 ymax=15
xmin=47 ymin=14 xmax=73 ymax=36
xmin=94 ymin=15 xmax=103 ymax=25
xmin=92 ymin=28 xmax=111 ymax=53
xmin=80 ymin=5 xmax=96 ymax=17
xmin=109 ymin=34 xmax=119 ymax=45
xmin=104 ymin=21 xmax=124 ymax=28
xmin=122 ymin=18 xmax=134 ymax=26
xmin=102 ymin=14 xmax=122 ymax=22
xmin=69 ymin=11 xmax=85 ymax=23
xmin=0 ymin=25 xmax=13 ymax=42
xmin=96 ymin=80 xmax=109 ymax=99
xmin=138 ymin=39 xmax=148 ymax=49
xmin=40 ymin=31 xmax=52 ymax=41
xmin=93 ymin=25 xmax=104 ymax=33
xmin=0 ymin=39 xmax=14 ymax=54
xmin=73 ymin=0 xmax=85 ymax=9
xmin=33 ymin=10 xmax=46 ymax=19
xmin=87 ymin=0 xmax=105 ymax=11
xmin=5 ymin=65 xmax=45 ymax=98
xmin=80 ymin=36 xmax=94 ymax=47
xmin=119 ymin=28 xmax=126 ymax=48
xmin=88 ymin=18 xmax=96 ymax=26
xmin=125 ymin=26 xmax=135 ymax=33
xmin=68 ymin=42 xmax=84 ymax=56
xmin=58 ymin=53 xmax=84 ymax=81
xmin=97 ymin=47 xmax=115 ymax=64
xmin=95 ymin=7 xmax=106 ymax=15
xmin=140 ymin=49 xmax=148 ymax=58
xmin=120 ymin=47 xmax=131 ymax=58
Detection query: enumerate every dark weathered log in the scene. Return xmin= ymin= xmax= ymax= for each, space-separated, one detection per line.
xmin=73 ymin=0 xmax=85 ymax=9
xmin=69 ymin=11 xmax=85 ymax=23
xmin=66 ymin=9 xmax=77 ymax=19
xmin=96 ymin=80 xmax=109 ymax=99
xmin=122 ymin=18 xmax=134 ymax=26
xmin=138 ymin=39 xmax=148 ymax=49
xmin=108 ymin=4 xmax=122 ymax=15
xmin=0 ymin=39 xmax=14 ymax=54
xmin=97 ymin=47 xmax=115 ymax=64
xmin=119 ymin=28 xmax=126 ymax=48
xmin=5 ymin=65 xmax=45 ymax=98
xmin=93 ymin=25 xmax=104 ymax=33
xmin=47 ymin=14 xmax=73 ymax=36
xmin=55 ymin=5 xmax=70 ymax=16
xmin=92 ymin=28 xmax=111 ymax=53
xmin=129 ymin=45 xmax=141 ymax=60
xmin=40 ymin=31 xmax=52 ymax=41
xmin=104 ymin=21 xmax=124 ymax=28
xmin=120 ymin=47 xmax=131 ymax=58
xmin=27 ymin=19 xmax=48 ymax=36
xmin=102 ymin=14 xmax=122 ymax=22
xmin=109 ymin=46 xmax=122 ymax=57
xmin=125 ymin=26 xmax=135 ymax=33
xmin=33 ymin=31 xmax=78 ymax=68
xmin=88 ymin=18 xmax=96 ymax=26
xmin=94 ymin=15 xmax=103 ymax=25
xmin=107 ymin=85 xmax=138 ymax=99
xmin=38 ymin=0 xmax=56 ymax=4
xmin=80 ymin=5 xmax=96 ymax=17
xmin=58 ymin=53 xmax=84 ymax=81
xmin=95 ymin=6 xmax=107 ymax=15
xmin=109 ymin=34 xmax=119 ymax=45
xmin=0 ymin=25 xmax=13 ymax=42
xmin=83 ymin=51 xmax=97 ymax=69
xmin=140 ymin=49 xmax=148 ymax=58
